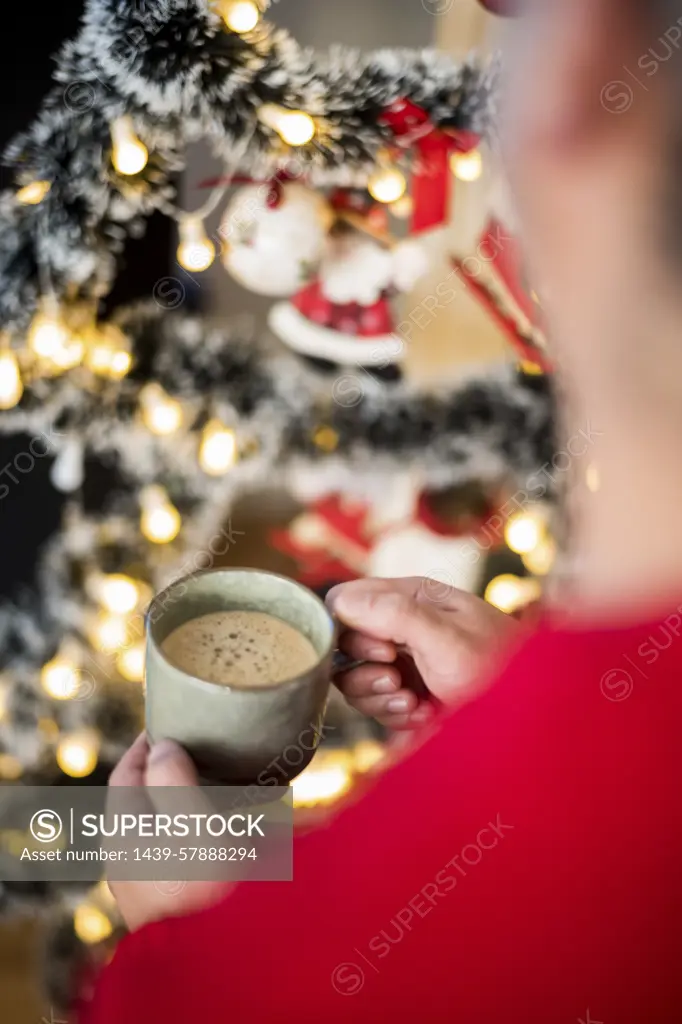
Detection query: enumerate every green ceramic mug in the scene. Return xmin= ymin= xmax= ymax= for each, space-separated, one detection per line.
xmin=146 ymin=568 xmax=335 ymax=785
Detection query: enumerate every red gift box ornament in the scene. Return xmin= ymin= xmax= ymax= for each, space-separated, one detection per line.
xmin=379 ymin=98 xmax=481 ymax=234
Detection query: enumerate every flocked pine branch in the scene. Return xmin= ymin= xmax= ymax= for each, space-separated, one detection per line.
xmin=0 ymin=0 xmax=495 ymax=331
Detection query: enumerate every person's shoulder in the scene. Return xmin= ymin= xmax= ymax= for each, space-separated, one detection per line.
xmin=449 ymin=603 xmax=682 ymax=747
xmin=507 ymin=604 xmax=682 ymax=699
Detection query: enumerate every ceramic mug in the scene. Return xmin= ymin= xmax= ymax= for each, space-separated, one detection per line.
xmin=146 ymin=568 xmax=335 ymax=785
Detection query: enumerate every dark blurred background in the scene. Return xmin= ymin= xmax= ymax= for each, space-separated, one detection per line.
xmin=0 ymin=1 xmax=173 ymax=600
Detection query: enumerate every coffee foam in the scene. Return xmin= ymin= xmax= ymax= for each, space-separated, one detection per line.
xmin=160 ymin=609 xmax=318 ymax=688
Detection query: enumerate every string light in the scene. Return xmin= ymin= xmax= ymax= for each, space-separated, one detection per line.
xmin=41 ymin=643 xmax=82 ymax=700
xmin=111 ymin=116 xmax=148 ymax=176
xmin=140 ymin=383 xmax=183 ymax=436
xmin=74 ymin=902 xmax=113 ymax=944
xmin=504 ymin=509 xmax=545 ymax=556
xmin=0 ymin=755 xmax=22 ymax=780
xmin=83 ymin=324 xmax=132 ymax=379
xmin=312 ymin=425 xmax=339 ymax=452
xmin=390 ymin=195 xmax=413 ymax=219
xmin=484 ymin=574 xmax=540 ymax=614
xmin=116 ymin=643 xmax=146 ymax=683
xmin=38 ymin=718 xmax=59 ymax=740
xmin=16 ymin=180 xmax=51 ymax=205
xmin=450 ymin=148 xmax=483 ymax=183
xmin=88 ymin=612 xmax=129 ymax=654
xmin=0 ymin=349 xmax=23 ymax=410
xmin=27 ymin=300 xmax=72 ymax=363
xmin=522 ymin=535 xmax=557 ymax=577
xmin=257 ymin=104 xmax=316 ymax=147
xmin=368 ymin=165 xmax=407 ymax=204
xmin=176 ymin=217 xmax=216 ymax=273
xmin=518 ymin=359 xmax=544 ymax=376
xmin=56 ymin=730 xmax=100 ymax=778
xmin=292 ymin=758 xmax=352 ymax=808
xmin=26 ymin=298 xmax=84 ymax=371
xmin=0 ymin=680 xmax=9 ymax=723
xmin=140 ymin=486 xmax=182 ymax=544
xmin=199 ymin=419 xmax=238 ymax=475
xmin=277 ymin=110 xmax=316 ymax=147
xmin=220 ymin=0 xmax=260 ymax=33
xmin=94 ymin=573 xmax=140 ymax=615
xmin=109 ymin=348 xmax=132 ymax=378
xmin=354 ymin=740 xmax=386 ymax=774
xmin=50 ymin=336 xmax=84 ymax=371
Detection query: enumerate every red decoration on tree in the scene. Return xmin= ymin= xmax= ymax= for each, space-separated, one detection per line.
xmin=478 ymin=219 xmax=538 ymax=324
xmin=453 ymin=248 xmax=551 ymax=372
xmin=380 ymin=99 xmax=480 ymax=233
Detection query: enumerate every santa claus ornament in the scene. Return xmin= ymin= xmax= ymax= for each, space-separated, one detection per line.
xmin=268 ymin=191 xmax=429 ymax=377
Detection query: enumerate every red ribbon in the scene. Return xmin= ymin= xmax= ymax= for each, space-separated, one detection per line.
xmin=379 ymin=99 xmax=480 ymax=234
xmin=452 ymin=252 xmax=551 ymax=372
xmin=478 ymin=219 xmax=538 ymax=324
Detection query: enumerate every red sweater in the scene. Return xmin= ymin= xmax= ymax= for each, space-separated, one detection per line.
xmin=81 ymin=611 xmax=682 ymax=1023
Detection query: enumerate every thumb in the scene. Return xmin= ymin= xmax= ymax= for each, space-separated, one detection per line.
xmin=145 ymin=739 xmax=200 ymax=787
xmin=331 ymin=581 xmax=450 ymax=659
xmin=144 ymin=740 xmax=213 ymax=825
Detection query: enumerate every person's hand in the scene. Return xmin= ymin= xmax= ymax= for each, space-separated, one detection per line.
xmin=327 ymin=577 xmax=522 ymax=731
xmin=107 ymin=734 xmax=232 ymax=932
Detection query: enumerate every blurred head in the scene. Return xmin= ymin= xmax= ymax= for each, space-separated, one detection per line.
xmin=502 ymin=1 xmax=682 ymax=378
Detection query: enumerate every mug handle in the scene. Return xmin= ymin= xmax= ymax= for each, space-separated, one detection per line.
xmin=332 ymin=649 xmax=365 ymax=674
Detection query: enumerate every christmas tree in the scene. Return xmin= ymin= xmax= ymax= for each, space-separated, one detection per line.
xmin=0 ymin=0 xmax=554 ymax=1002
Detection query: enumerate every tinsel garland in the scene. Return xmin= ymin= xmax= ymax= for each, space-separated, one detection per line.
xmin=0 ymin=0 xmax=496 ymax=331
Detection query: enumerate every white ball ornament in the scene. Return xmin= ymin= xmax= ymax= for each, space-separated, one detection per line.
xmin=221 ymin=184 xmax=332 ymax=296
